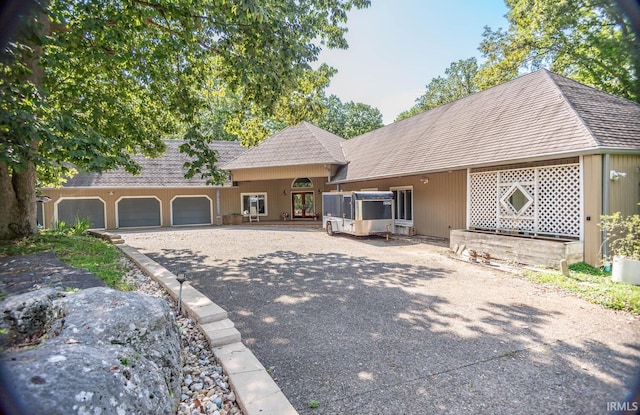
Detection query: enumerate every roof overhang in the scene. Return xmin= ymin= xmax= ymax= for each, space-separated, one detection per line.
xmin=328 ymin=147 xmax=640 ymax=185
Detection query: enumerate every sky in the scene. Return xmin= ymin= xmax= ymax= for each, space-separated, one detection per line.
xmin=316 ymin=0 xmax=510 ymax=124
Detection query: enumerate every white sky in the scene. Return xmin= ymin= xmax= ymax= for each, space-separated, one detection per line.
xmin=316 ymin=0 xmax=510 ymax=124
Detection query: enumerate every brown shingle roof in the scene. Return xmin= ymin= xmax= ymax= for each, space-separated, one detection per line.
xmin=332 ymin=69 xmax=640 ymax=183
xmin=62 ymin=140 xmax=246 ymax=187
xmin=221 ymin=122 xmax=347 ymax=170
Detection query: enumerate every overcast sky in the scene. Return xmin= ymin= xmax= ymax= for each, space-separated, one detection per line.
xmin=316 ymin=0 xmax=510 ymax=124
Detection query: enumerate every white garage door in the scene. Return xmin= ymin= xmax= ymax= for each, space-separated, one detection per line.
xmin=117 ymin=197 xmax=161 ymax=228
xmin=172 ymin=196 xmax=212 ymax=226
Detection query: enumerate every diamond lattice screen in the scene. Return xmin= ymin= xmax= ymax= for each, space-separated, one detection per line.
xmin=469 ymin=164 xmax=581 ymax=238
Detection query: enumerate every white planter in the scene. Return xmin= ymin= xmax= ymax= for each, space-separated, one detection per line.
xmin=612 ymin=255 xmax=640 ymax=285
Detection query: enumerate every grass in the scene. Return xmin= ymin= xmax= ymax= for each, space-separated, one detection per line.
xmin=0 ymin=231 xmax=131 ymax=291
xmin=524 ymin=262 xmax=640 ymax=314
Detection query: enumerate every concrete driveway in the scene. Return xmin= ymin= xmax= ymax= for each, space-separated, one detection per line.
xmin=121 ymin=226 xmax=640 ymax=414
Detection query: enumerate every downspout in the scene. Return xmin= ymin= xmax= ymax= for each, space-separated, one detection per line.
xmin=216 ymin=188 xmax=221 ymax=225
xmin=602 ymin=153 xmax=611 ymax=259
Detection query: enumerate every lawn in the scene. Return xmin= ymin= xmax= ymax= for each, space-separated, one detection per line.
xmin=525 ymin=262 xmax=640 ymax=314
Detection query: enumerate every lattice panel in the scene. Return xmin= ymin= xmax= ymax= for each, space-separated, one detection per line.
xmin=469 ymin=163 xmax=581 ymax=238
xmin=469 ymin=172 xmax=497 ymax=229
xmin=537 ymin=165 xmax=581 ymax=237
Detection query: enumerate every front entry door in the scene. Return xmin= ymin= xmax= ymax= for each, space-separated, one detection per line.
xmin=292 ymin=192 xmax=314 ymax=219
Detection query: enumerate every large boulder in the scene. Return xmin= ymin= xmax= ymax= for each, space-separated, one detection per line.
xmin=1 ymin=287 xmax=182 ymax=415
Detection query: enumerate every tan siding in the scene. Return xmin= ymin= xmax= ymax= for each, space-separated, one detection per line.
xmin=338 ymin=171 xmax=467 ymax=238
xmin=582 ymin=155 xmax=603 ymax=266
xmin=43 ymin=187 xmax=233 ymax=230
xmin=230 ymin=165 xmax=331 ymax=181
xmin=236 ymin=177 xmax=326 ymax=221
xmin=609 ymin=154 xmax=640 ymax=216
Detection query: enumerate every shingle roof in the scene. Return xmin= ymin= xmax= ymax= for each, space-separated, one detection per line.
xmin=221 ymin=121 xmax=347 ymax=170
xmin=62 ymin=140 xmax=246 ymax=187
xmin=332 ymin=69 xmax=640 ymax=183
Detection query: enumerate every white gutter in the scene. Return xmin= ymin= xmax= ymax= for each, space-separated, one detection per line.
xmin=602 ymin=153 xmax=611 ymax=259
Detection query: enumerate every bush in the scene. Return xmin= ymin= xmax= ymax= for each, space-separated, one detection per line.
xmin=600 ymin=211 xmax=640 ymax=261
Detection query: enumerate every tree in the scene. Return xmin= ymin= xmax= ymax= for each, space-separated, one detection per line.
xmin=477 ymin=0 xmax=640 ymax=102
xmin=396 ymin=57 xmax=479 ymax=121
xmin=315 ymin=94 xmax=383 ymax=138
xmin=0 ymin=0 xmax=370 ymax=239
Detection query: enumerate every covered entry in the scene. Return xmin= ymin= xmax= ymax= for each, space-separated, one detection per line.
xmin=291 ymin=178 xmax=315 ymax=219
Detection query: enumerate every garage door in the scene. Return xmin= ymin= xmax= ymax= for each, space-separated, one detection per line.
xmin=172 ymin=196 xmax=211 ymax=226
xmin=117 ymin=197 xmax=161 ymax=228
xmin=57 ymin=198 xmax=106 ymax=228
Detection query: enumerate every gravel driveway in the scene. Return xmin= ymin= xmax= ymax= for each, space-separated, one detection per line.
xmin=121 ymin=226 xmax=640 ymax=414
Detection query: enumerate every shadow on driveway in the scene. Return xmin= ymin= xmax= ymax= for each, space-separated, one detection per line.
xmin=141 ymin=245 xmax=640 ymax=415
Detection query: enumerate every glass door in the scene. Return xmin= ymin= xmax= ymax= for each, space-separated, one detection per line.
xmin=292 ymin=192 xmax=314 ymax=219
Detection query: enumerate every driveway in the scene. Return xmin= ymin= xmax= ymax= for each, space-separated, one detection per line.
xmin=121 ymin=226 xmax=640 ymax=414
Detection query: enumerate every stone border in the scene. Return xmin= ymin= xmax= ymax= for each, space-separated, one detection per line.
xmin=89 ymin=231 xmax=298 ymax=415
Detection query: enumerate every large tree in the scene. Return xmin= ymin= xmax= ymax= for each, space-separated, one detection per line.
xmin=396 ymin=57 xmax=479 ymax=121
xmin=315 ymin=94 xmax=383 ymax=138
xmin=477 ymin=0 xmax=640 ymax=101
xmin=0 ymin=0 xmax=369 ymax=239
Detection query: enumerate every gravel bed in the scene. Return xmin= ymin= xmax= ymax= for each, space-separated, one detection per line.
xmin=120 ymin=258 xmax=243 ymax=415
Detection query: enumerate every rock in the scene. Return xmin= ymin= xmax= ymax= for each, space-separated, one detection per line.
xmin=1 ymin=287 xmax=182 ymax=415
xmin=0 ymin=288 xmax=65 ymax=347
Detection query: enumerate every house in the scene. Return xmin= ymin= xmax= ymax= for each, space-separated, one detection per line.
xmin=39 ymin=140 xmax=248 ymax=230
xmin=42 ymin=69 xmax=640 ymax=267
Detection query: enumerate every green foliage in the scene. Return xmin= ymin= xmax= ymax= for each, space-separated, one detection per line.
xmin=315 ymin=94 xmax=383 ymax=138
xmin=477 ymin=0 xmax=640 ymax=102
xmin=396 ymin=58 xmax=479 ymax=121
xmin=568 ymin=262 xmax=608 ymax=276
xmin=0 ymin=233 xmax=130 ymax=290
xmin=1 ymin=0 xmax=371 ymax=239
xmin=50 ymin=216 xmax=92 ymax=236
xmin=600 ymin=211 xmax=640 ymax=261
xmin=524 ymin=267 xmax=640 ymax=314
xmin=308 ymin=400 xmax=320 ymax=409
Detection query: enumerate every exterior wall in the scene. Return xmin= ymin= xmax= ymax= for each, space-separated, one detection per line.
xmin=582 ymin=155 xmax=603 ymax=266
xmin=609 ymin=154 xmax=640 ymax=216
xmin=235 ymin=176 xmax=327 ymax=221
xmin=230 ymin=165 xmax=331 ymax=182
xmin=335 ymin=170 xmax=467 ymax=239
xmin=41 ymin=187 xmax=243 ymax=230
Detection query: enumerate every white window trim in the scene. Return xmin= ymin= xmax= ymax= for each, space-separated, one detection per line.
xmin=170 ymin=195 xmax=213 ymax=226
xmin=115 ymin=195 xmax=162 ymax=229
xmin=390 ymin=186 xmax=414 ymax=226
xmin=54 ymin=196 xmax=107 ymax=230
xmin=240 ymin=193 xmax=268 ymax=217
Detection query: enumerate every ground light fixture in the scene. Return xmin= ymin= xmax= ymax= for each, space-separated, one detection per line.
xmin=176 ymin=270 xmax=187 ymax=314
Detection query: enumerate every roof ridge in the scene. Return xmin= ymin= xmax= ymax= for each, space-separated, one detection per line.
xmin=301 ymin=121 xmax=347 ymax=162
xmin=542 ymin=70 xmax=603 ymax=148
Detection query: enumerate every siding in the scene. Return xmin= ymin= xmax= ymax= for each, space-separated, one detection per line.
xmin=609 ymin=154 xmax=640 ymax=216
xmin=43 ymin=187 xmax=242 ymax=230
xmin=230 ymin=165 xmax=330 ymax=181
xmin=582 ymin=155 xmax=603 ymax=266
xmin=236 ymin=177 xmax=326 ymax=221
xmin=337 ymin=171 xmax=467 ymax=239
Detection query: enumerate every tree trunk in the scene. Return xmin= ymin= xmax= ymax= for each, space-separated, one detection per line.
xmin=0 ymin=162 xmax=38 ymax=240
xmin=0 ymin=4 xmax=47 ymax=240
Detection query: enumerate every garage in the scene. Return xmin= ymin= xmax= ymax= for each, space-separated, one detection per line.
xmin=117 ymin=197 xmax=161 ymax=228
xmin=56 ymin=198 xmax=106 ymax=229
xmin=171 ymin=196 xmax=212 ymax=226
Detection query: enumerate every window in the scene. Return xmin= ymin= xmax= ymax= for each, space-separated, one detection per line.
xmin=391 ymin=187 xmax=413 ymax=224
xmin=292 ymin=178 xmax=313 ymax=188
xmin=241 ymin=193 xmax=267 ymax=216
